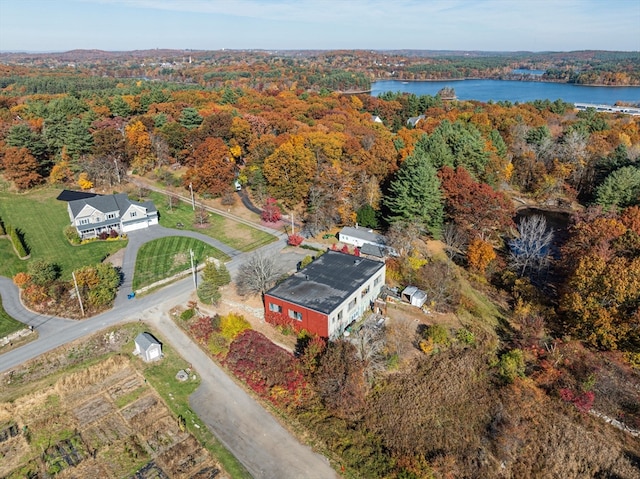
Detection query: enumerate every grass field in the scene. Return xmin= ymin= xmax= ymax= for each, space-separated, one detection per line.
xmin=0 ymin=297 xmax=23 ymax=338
xmin=133 ymin=236 xmax=230 ymax=290
xmin=0 ymin=188 xmax=127 ymax=280
xmin=148 ymin=191 xmax=276 ymax=252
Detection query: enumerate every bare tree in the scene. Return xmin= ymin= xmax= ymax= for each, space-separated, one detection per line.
xmin=166 ymin=194 xmax=179 ymax=211
xmin=195 ymin=204 xmax=209 ymax=226
xmin=351 ymin=323 xmax=386 ymax=383
xmin=385 ymin=220 xmax=423 ymax=257
xmin=509 ymin=214 xmax=554 ymax=277
xmin=235 ymin=252 xmax=279 ymax=296
xmin=441 ymin=223 xmax=468 ymax=261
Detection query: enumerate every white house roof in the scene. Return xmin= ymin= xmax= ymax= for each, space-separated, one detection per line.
xmin=339 ymin=226 xmax=386 ymax=246
xmin=135 ymin=332 xmax=160 ymax=351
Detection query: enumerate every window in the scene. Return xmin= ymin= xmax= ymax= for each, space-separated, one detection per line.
xmin=131 ymin=211 xmax=137 ymax=217
xmin=361 ymin=285 xmax=370 ymax=297
xmin=288 ymin=309 xmax=302 ymax=321
xmin=106 ymin=213 xmax=116 ymax=220
xmin=348 ymin=298 xmax=356 ymax=311
xmin=269 ymin=303 xmax=282 ymax=313
xmin=374 ymin=275 xmax=381 ymax=286
xmin=78 ymin=218 xmax=89 ymax=225
xmin=337 ymin=310 xmax=343 ymax=321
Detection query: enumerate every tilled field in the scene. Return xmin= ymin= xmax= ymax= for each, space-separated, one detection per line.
xmin=0 ymin=355 xmax=220 ymax=478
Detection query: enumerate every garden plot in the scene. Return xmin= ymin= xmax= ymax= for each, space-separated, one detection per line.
xmin=0 ymin=356 xmax=221 ymax=479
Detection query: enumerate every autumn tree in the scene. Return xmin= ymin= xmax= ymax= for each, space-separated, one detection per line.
xmin=183 ymin=137 xmax=235 ymax=197
xmin=1 ymin=146 xmax=42 ymax=189
xmin=263 ymin=135 xmax=315 ymax=208
xmin=125 ymin=120 xmax=155 ymax=173
xmin=466 ymin=237 xmax=496 ymax=275
xmin=438 ymin=166 xmax=514 ymax=242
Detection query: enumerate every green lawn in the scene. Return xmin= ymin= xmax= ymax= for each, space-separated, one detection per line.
xmin=133 ymin=236 xmax=230 ymax=290
xmin=0 ymin=297 xmax=24 ymax=337
xmin=0 ymin=188 xmax=127 ymax=280
xmin=148 ymin=191 xmax=276 ymax=252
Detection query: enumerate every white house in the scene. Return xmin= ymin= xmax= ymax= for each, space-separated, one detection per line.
xmin=134 ymin=332 xmax=162 ymax=362
xmin=339 ymin=225 xmax=386 ymax=249
xmin=67 ymin=193 xmax=158 ymax=239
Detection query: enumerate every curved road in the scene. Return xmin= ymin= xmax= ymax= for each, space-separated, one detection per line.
xmin=0 ymin=221 xmax=337 ymax=479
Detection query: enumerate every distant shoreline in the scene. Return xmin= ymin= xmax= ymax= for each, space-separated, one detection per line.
xmin=371 ymin=77 xmax=640 ymax=88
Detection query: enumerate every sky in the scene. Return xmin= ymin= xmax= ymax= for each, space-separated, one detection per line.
xmin=0 ymin=0 xmax=639 ymax=53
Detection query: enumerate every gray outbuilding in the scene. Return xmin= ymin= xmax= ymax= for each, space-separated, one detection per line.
xmin=134 ymin=332 xmax=162 ymax=362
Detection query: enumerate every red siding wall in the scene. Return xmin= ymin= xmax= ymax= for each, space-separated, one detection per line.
xmin=264 ymin=295 xmax=329 ymax=337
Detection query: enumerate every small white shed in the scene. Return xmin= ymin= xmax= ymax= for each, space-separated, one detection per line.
xmin=134 ymin=332 xmax=162 ymax=362
xmin=401 ymin=286 xmax=427 ymax=308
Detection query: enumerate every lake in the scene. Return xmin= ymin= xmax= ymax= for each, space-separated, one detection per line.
xmin=371 ymin=79 xmax=640 ymax=105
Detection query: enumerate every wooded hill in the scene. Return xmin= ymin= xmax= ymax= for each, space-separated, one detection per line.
xmin=0 ymin=62 xmax=639 ymax=478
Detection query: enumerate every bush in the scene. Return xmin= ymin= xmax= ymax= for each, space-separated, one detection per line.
xmin=0 ymin=217 xmax=5 ymax=235
xmin=456 ymin=328 xmax=476 ymax=345
xmin=219 ymin=312 xmax=251 ymax=340
xmin=64 ymin=225 xmax=81 ymax=244
xmin=498 ymin=349 xmax=526 ymax=383
xmin=180 ymin=308 xmax=195 ymax=321
xmin=6 ymin=224 xmax=28 ymax=257
xmin=261 ymin=197 xmax=282 ymax=223
xmin=13 ymin=272 xmax=31 ymax=287
xmin=98 ymin=231 xmax=109 ymax=240
xmin=288 ymin=234 xmax=304 ymax=246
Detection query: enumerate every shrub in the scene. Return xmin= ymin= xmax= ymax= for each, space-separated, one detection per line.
xmin=6 ymin=224 xmax=28 ymax=257
xmin=13 ymin=272 xmax=31 ymax=287
xmin=498 ymin=349 xmax=526 ymax=383
xmin=423 ymin=324 xmax=450 ymax=346
xmin=261 ymin=197 xmax=282 ymax=223
xmin=109 ymin=229 xmax=119 ymax=238
xmin=225 ymin=330 xmax=307 ymax=406
xmin=98 ymin=231 xmax=109 ymax=240
xmin=299 ymin=255 xmax=314 ymax=269
xmin=0 ymin=217 xmax=5 ymax=235
xmin=219 ymin=312 xmax=251 ymax=340
xmin=28 ymin=259 xmax=60 ymax=286
xmin=197 ymin=281 xmax=221 ymax=305
xmin=64 ymin=226 xmax=81 ymax=244
xmin=456 ymin=328 xmax=476 ymax=345
xmin=180 ymin=308 xmax=195 ymax=321
xmin=287 ymin=234 xmax=304 ymax=246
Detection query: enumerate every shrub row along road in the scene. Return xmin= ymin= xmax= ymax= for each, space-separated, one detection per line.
xmin=0 ymin=221 xmax=337 ymax=478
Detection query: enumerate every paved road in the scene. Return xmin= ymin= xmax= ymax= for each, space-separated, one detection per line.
xmin=0 ymin=213 xmax=337 ymax=478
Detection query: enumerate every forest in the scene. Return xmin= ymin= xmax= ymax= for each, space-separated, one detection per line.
xmin=0 ymin=54 xmax=639 ymax=478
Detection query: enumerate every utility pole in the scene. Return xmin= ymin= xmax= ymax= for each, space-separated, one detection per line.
xmin=190 ymin=249 xmax=197 ymax=289
xmin=72 ymin=271 xmax=84 ymax=317
xmin=189 ymin=182 xmax=195 ymax=211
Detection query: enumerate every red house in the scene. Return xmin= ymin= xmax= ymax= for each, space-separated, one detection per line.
xmin=264 ymin=250 xmax=386 ymax=338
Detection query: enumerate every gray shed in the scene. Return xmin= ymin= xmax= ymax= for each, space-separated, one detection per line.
xmin=134 ymin=332 xmax=162 ymax=362
xmin=401 ymin=286 xmax=428 ymax=308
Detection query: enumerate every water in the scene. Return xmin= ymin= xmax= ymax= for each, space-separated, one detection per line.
xmin=372 ymin=79 xmax=640 ymax=105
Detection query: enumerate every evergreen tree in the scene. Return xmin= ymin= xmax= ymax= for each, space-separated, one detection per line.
xmin=65 ymin=118 xmax=94 ymax=160
xmin=384 ymin=152 xmax=443 ymax=237
xmin=179 ymin=107 xmax=203 ymax=129
xmin=595 ymin=166 xmax=640 ymax=211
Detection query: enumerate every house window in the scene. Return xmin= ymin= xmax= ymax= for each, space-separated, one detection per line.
xmin=374 ymin=275 xmax=381 ymax=286
xmin=79 ymin=218 xmax=89 ymax=225
xmin=131 ymin=211 xmax=137 ymax=217
xmin=348 ymin=298 xmax=356 ymax=311
xmin=361 ymin=285 xmax=370 ymax=298
xmin=106 ymin=213 xmax=116 ymax=220
xmin=337 ymin=310 xmax=343 ymax=321
xmin=288 ymin=309 xmax=302 ymax=321
xmin=269 ymin=303 xmax=282 ymax=313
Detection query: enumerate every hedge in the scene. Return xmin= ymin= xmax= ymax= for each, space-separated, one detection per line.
xmin=6 ymin=224 xmax=29 ymax=258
